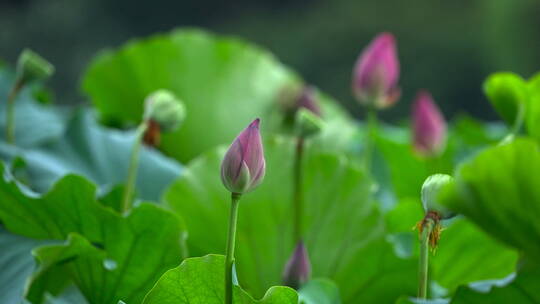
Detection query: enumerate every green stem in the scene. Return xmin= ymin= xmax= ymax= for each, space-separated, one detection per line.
xmin=293 ymin=136 xmax=305 ymax=243
xmin=121 ymin=122 xmax=148 ymax=213
xmin=364 ymin=108 xmax=378 ymax=172
xmin=418 ymin=218 xmax=434 ymax=299
xmin=6 ymin=79 xmax=24 ymax=144
xmin=510 ymin=102 xmax=525 ymax=136
xmin=225 ymin=192 xmax=241 ymax=304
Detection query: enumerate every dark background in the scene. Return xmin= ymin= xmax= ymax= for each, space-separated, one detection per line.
xmin=1 ymin=0 xmax=539 ymax=121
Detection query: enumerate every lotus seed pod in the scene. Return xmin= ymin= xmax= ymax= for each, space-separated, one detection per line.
xmin=221 ymin=119 xmax=266 ymax=194
xmin=16 ymin=49 xmax=54 ymax=83
xmin=143 ymin=90 xmax=186 ymax=132
xmin=352 ymin=32 xmax=400 ymax=109
xmin=295 ymin=108 xmax=324 ymax=138
xmin=421 ymin=174 xmax=455 ymax=219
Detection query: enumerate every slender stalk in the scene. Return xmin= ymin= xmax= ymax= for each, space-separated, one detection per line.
xmin=121 ymin=121 xmax=148 ymax=213
xmin=418 ymin=218 xmax=434 ymax=299
xmin=293 ymin=136 xmax=305 ymax=242
xmin=6 ymin=79 xmax=24 ymax=144
xmin=510 ymin=102 xmax=525 ymax=136
xmin=364 ymin=107 xmax=378 ymax=171
xmin=225 ymin=192 xmax=241 ymax=304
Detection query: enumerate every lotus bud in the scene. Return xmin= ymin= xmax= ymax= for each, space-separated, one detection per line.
xmin=352 ymin=32 xmax=400 ymax=109
xmin=282 ymin=241 xmax=312 ymax=289
xmin=221 ymin=119 xmax=266 ymax=194
xmin=295 ymin=108 xmax=324 ymax=138
xmin=412 ymin=91 xmax=447 ymax=157
xmin=143 ymin=90 xmax=186 ymax=132
xmin=295 ymin=86 xmax=321 ymax=117
xmin=421 ymin=174 xmax=455 ymax=219
xmin=16 ymin=49 xmax=54 ymax=84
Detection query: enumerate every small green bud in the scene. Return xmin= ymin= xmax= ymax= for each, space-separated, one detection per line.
xmin=421 ymin=174 xmax=455 ymax=219
xmin=143 ymin=90 xmax=186 ymax=132
xmin=16 ymin=49 xmax=54 ymax=83
xmin=295 ymin=108 xmax=324 ymax=138
xmin=483 ymin=72 xmax=528 ymax=125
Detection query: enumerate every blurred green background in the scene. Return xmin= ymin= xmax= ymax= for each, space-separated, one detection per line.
xmin=1 ymin=0 xmax=539 ymax=121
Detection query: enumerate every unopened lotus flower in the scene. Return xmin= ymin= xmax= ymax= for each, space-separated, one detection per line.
xmin=221 ymin=119 xmax=266 ymax=194
xmin=412 ymin=91 xmax=447 ymax=156
xmin=282 ymin=241 xmax=312 ymax=289
xmin=295 ymin=86 xmax=321 ymax=117
xmin=352 ymin=32 xmax=400 ymax=109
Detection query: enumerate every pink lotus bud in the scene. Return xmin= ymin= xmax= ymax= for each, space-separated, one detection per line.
xmin=296 ymin=86 xmax=321 ymax=117
xmin=221 ymin=119 xmax=266 ymax=194
xmin=282 ymin=241 xmax=312 ymax=289
xmin=412 ymin=91 xmax=447 ymax=156
xmin=352 ymin=32 xmax=400 ymax=109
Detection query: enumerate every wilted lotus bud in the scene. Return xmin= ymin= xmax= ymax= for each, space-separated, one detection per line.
xmin=16 ymin=49 xmax=54 ymax=84
xmin=295 ymin=108 xmax=324 ymax=138
xmin=412 ymin=91 xmax=447 ymax=157
xmin=421 ymin=174 xmax=455 ymax=219
xmin=143 ymin=90 xmax=186 ymax=132
xmin=282 ymin=241 xmax=312 ymax=289
xmin=352 ymin=32 xmax=400 ymax=109
xmin=221 ymin=119 xmax=266 ymax=194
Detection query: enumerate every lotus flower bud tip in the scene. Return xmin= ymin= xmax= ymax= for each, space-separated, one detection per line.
xmin=221 ymin=119 xmax=266 ymax=194
xmin=412 ymin=90 xmax=447 ymax=157
xmin=282 ymin=241 xmax=311 ymax=289
xmin=352 ymin=32 xmax=400 ymax=109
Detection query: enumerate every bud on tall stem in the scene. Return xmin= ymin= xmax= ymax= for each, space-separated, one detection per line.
xmin=412 ymin=91 xmax=447 ymax=157
xmin=352 ymin=32 xmax=400 ymax=109
xmin=121 ymin=90 xmax=185 ymax=213
xmin=282 ymin=241 xmax=312 ymax=289
xmin=221 ymin=119 xmax=266 ymax=304
xmin=6 ymin=49 xmax=54 ymax=144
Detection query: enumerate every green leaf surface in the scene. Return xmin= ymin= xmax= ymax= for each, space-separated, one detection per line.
xmin=441 ymin=138 xmax=540 ymax=260
xmin=142 ymin=254 xmax=297 ymax=304
xmin=0 ymin=165 xmax=187 ymax=304
xmin=0 ymin=109 xmax=182 ymax=202
xmin=0 ymin=228 xmax=51 ymax=304
xmin=526 ymin=72 xmax=540 ymax=138
xmin=298 ymin=279 xmax=341 ymax=304
xmin=450 ymin=266 xmax=540 ymax=303
xmin=82 ymin=29 xmax=296 ymax=162
xmin=385 ymin=200 xmax=517 ymax=296
xmin=483 ymin=72 xmax=528 ymax=125
xmin=165 ymin=137 xmax=417 ymax=303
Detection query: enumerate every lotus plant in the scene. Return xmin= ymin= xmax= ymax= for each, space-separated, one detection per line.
xmin=417 ymin=174 xmax=455 ymax=299
xmin=288 ymin=86 xmax=324 ymax=243
xmin=221 ymin=118 xmax=266 ymax=304
xmin=352 ymin=32 xmax=400 ymax=170
xmin=121 ymin=89 xmax=186 ymax=212
xmin=6 ymin=49 xmax=54 ymax=144
xmin=412 ymin=91 xmax=447 ymax=157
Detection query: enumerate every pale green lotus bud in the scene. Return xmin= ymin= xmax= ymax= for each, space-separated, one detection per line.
xmin=143 ymin=90 xmax=186 ymax=132
xmin=295 ymin=108 xmax=324 ymax=138
xmin=16 ymin=49 xmax=54 ymax=83
xmin=421 ymin=174 xmax=455 ymax=219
